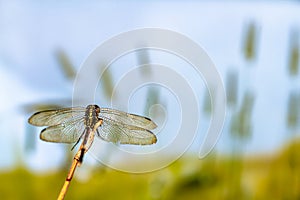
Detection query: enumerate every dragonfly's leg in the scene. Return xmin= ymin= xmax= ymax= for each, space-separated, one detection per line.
xmin=71 ymin=130 xmax=85 ymax=151
xmin=94 ymin=119 xmax=103 ymax=137
xmin=93 ymin=118 xmax=103 ymax=131
xmin=71 ymin=138 xmax=81 ymax=151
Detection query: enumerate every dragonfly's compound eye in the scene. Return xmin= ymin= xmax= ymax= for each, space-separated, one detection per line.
xmin=94 ymin=105 xmax=100 ymax=113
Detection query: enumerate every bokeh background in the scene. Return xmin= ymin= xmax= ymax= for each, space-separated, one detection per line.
xmin=1 ymin=1 xmax=300 ymax=199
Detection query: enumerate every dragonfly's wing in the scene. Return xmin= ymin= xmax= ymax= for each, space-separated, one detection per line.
xmin=98 ymin=118 xmax=157 ymax=145
xmin=28 ymin=107 xmax=86 ymax=126
xmin=99 ymin=108 xmax=157 ymax=130
xmin=40 ymin=118 xmax=85 ymax=143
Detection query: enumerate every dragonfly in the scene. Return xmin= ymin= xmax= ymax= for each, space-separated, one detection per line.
xmin=28 ymin=104 xmax=157 ymax=200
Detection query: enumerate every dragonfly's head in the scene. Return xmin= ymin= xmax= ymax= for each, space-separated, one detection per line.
xmin=87 ymin=104 xmax=100 ymax=114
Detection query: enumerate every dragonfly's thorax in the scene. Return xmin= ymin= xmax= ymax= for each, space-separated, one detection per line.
xmin=84 ymin=105 xmax=100 ymax=128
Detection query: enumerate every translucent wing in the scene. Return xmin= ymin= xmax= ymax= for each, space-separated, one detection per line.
xmin=98 ymin=118 xmax=157 ymax=145
xmin=28 ymin=107 xmax=86 ymax=126
xmin=99 ymin=108 xmax=157 ymax=130
xmin=40 ymin=118 xmax=85 ymax=143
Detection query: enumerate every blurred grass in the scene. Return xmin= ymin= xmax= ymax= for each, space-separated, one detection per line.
xmin=230 ymin=91 xmax=255 ymax=140
xmin=100 ymin=66 xmax=115 ymax=100
xmin=286 ymin=92 xmax=300 ymax=129
xmin=242 ymin=21 xmax=259 ymax=61
xmin=55 ymin=49 xmax=76 ymax=80
xmin=1 ymin=139 xmax=300 ymax=200
xmin=287 ymin=29 xmax=299 ymax=77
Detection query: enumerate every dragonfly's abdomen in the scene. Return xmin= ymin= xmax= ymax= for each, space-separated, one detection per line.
xmin=81 ymin=127 xmax=96 ymax=153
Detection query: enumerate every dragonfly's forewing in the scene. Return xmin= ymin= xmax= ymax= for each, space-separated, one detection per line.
xmin=40 ymin=118 xmax=85 ymax=143
xmin=98 ymin=118 xmax=157 ymax=145
xmin=28 ymin=107 xmax=86 ymax=126
xmin=99 ymin=108 xmax=157 ymax=130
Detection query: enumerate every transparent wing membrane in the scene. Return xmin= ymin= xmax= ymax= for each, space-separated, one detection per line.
xmin=40 ymin=118 xmax=85 ymax=143
xmin=98 ymin=117 xmax=157 ymax=145
xmin=28 ymin=107 xmax=86 ymax=126
xmin=99 ymin=108 xmax=157 ymax=130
